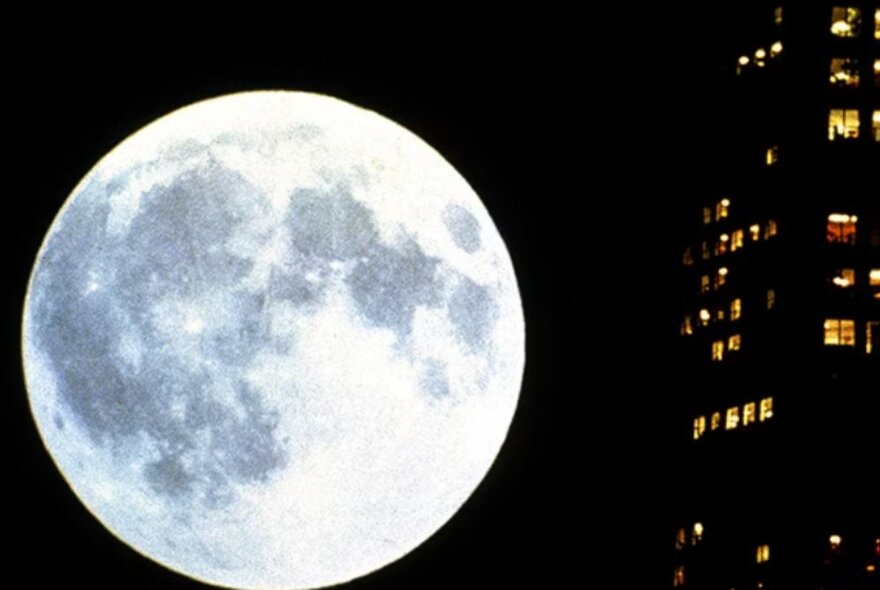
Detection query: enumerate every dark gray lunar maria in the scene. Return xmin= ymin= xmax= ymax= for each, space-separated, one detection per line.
xmin=22 ymin=91 xmax=525 ymax=590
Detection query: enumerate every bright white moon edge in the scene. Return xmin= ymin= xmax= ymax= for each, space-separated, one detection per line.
xmin=22 ymin=91 xmax=525 ymax=590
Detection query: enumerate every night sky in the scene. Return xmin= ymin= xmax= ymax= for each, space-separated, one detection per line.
xmin=4 ymin=7 xmax=760 ymax=588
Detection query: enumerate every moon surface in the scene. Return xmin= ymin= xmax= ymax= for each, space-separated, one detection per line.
xmin=22 ymin=91 xmax=524 ymax=589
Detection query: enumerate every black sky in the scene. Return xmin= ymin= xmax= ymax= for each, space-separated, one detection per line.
xmin=3 ymin=7 xmax=759 ymax=588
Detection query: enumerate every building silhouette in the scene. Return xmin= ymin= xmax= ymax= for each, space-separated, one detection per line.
xmin=671 ymin=3 xmax=879 ymax=588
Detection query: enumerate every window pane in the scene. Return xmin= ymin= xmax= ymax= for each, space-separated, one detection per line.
xmin=830 ymin=58 xmax=860 ymax=87
xmin=760 ymin=398 xmax=774 ymax=421
xmin=743 ymin=402 xmax=757 ymax=425
xmin=831 ymin=6 xmax=862 ymax=37
xmin=731 ymin=298 xmax=742 ymax=321
xmin=765 ymin=219 xmax=778 ymax=239
xmin=832 ymin=268 xmax=855 ymax=287
xmin=728 ymin=334 xmax=741 ymax=351
xmin=828 ymin=109 xmax=860 ymax=140
xmin=694 ymin=416 xmax=706 ymax=440
xmin=765 ymin=145 xmax=779 ymax=165
xmin=726 ymin=407 xmax=740 ymax=430
xmin=712 ymin=340 xmax=725 ymax=361
xmin=874 ymin=111 xmax=879 ymax=142
xmin=867 ymin=322 xmax=878 ymax=355
xmin=731 ymin=229 xmax=744 ymax=251
xmin=841 ymin=319 xmax=855 ymax=346
xmin=870 ymin=269 xmax=880 ymax=287
xmin=827 ymin=213 xmax=858 ymax=244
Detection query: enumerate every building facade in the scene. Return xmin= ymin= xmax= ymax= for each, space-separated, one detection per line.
xmin=672 ymin=4 xmax=879 ymax=589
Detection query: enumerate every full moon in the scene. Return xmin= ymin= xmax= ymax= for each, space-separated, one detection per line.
xmin=22 ymin=91 xmax=524 ymax=589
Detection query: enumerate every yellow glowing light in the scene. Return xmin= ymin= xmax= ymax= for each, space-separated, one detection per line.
xmin=721 ymin=198 xmax=730 ymax=207
xmin=831 ymin=21 xmax=852 ymax=35
xmin=828 ymin=213 xmax=857 ymax=223
xmin=718 ymin=267 xmax=729 ymax=276
xmin=693 ymin=522 xmax=704 ymax=537
xmin=755 ymin=48 xmax=767 ymax=60
xmin=870 ymin=269 xmax=880 ymax=286
xmin=868 ymin=564 xmax=876 ymax=573
xmin=738 ymin=55 xmax=750 ymax=66
xmin=830 ymin=534 xmax=842 ymax=548
xmin=832 ymin=276 xmax=851 ymax=287
xmin=770 ymin=41 xmax=783 ymax=56
xmin=720 ymin=233 xmax=730 ymax=242
xmin=756 ymin=544 xmax=771 ymax=563
xmin=725 ymin=407 xmax=739 ymax=430
xmin=875 ymin=59 xmax=880 ymax=74
xmin=760 ymin=397 xmax=774 ymax=421
xmin=750 ymin=224 xmax=761 ymax=241
xmin=700 ymin=309 xmax=711 ymax=322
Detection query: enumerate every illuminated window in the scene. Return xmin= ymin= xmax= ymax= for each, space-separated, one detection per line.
xmin=675 ymin=527 xmax=686 ymax=550
xmin=694 ymin=416 xmax=706 ymax=440
xmin=743 ymin=402 xmax=757 ymax=426
xmin=716 ymin=198 xmax=730 ymax=221
xmin=681 ymin=316 xmax=694 ymax=336
xmin=693 ymin=522 xmax=704 ymax=545
xmin=876 ymin=8 xmax=880 ymax=39
xmin=712 ymin=340 xmax=725 ymax=362
xmin=725 ymin=407 xmax=740 ymax=430
xmin=750 ymin=223 xmax=761 ymax=242
xmin=752 ymin=47 xmax=766 ymax=68
xmin=703 ymin=206 xmax=712 ymax=224
xmin=711 ymin=412 xmax=721 ymax=431
xmin=874 ymin=111 xmax=880 ymax=141
xmin=701 ymin=275 xmax=711 ymax=294
xmin=770 ymin=41 xmax=783 ymax=58
xmin=731 ymin=229 xmax=744 ymax=251
xmin=828 ymin=109 xmax=860 ymax=140
xmin=824 ymin=318 xmax=856 ymax=346
xmin=830 ymin=58 xmax=860 ymax=87
xmin=827 ymin=213 xmax=858 ymax=244
xmin=774 ymin=6 xmax=783 ymax=24
xmin=870 ymin=269 xmax=880 ymax=287
xmin=716 ymin=308 xmax=725 ymax=321
xmin=715 ymin=235 xmax=728 ymax=256
xmin=764 ymin=219 xmax=778 ymax=239
xmin=760 ymin=397 xmax=774 ymax=422
xmin=731 ymin=299 xmax=742 ymax=321
xmin=699 ymin=308 xmax=711 ymax=327
xmin=701 ymin=241 xmax=711 ymax=260
xmin=728 ymin=334 xmax=741 ymax=351
xmin=875 ymin=59 xmax=879 ymax=87
xmin=765 ymin=145 xmax=779 ymax=166
xmin=830 ymin=534 xmax=842 ymax=551
xmin=831 ymin=6 xmax=862 ymax=37
xmin=767 ymin=289 xmax=776 ymax=310
xmin=673 ymin=565 xmax=685 ymax=587
xmin=867 ymin=321 xmax=878 ymax=355
xmin=757 ymin=544 xmax=771 ymax=563
xmin=831 ymin=268 xmax=856 ymax=288
xmin=714 ymin=267 xmax=728 ymax=290
xmin=683 ymin=247 xmax=694 ymax=266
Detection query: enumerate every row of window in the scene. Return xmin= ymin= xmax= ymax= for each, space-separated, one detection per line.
xmin=673 ymin=534 xmax=879 ymax=588
xmin=681 ymin=292 xmax=775 ymax=336
xmin=693 ymin=397 xmax=775 ymax=440
xmin=829 ymin=57 xmax=880 ymax=88
xmin=829 ymin=6 xmax=880 ymax=39
xmin=830 ymin=267 xmax=880 ymax=288
xmin=685 ymin=222 xmax=779 ymax=265
xmin=681 ymin=299 xmax=745 ymax=335
xmin=711 ymin=334 xmax=742 ymax=360
xmin=824 ymin=318 xmax=879 ymax=353
xmin=736 ymin=41 xmax=783 ymax=74
xmin=828 ymin=109 xmax=880 ymax=141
